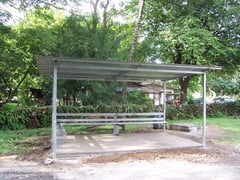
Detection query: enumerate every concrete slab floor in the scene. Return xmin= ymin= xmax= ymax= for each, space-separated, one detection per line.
xmin=56 ymin=131 xmax=202 ymax=158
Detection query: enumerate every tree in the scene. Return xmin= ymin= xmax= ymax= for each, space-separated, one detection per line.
xmin=0 ymin=22 xmax=32 ymax=103
xmin=0 ymin=0 xmax=151 ymax=106
xmin=0 ymin=0 xmax=76 ymax=24
xmin=139 ymin=0 xmax=240 ymax=104
xmin=50 ymin=1 xmax=128 ymax=105
xmin=208 ymin=77 xmax=240 ymax=97
xmin=0 ymin=7 xmax=60 ymax=105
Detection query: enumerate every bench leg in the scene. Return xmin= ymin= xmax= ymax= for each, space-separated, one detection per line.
xmin=113 ymin=124 xmax=119 ymax=136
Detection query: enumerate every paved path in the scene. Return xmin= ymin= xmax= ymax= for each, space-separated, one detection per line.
xmin=57 ymin=132 xmax=202 ymax=157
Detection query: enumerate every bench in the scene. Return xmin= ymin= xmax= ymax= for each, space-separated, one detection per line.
xmin=57 ymin=112 xmax=166 ymax=135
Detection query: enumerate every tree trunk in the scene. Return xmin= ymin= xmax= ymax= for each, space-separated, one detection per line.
xmin=123 ymin=0 xmax=145 ymax=96
xmin=91 ymin=0 xmax=100 ymax=33
xmin=129 ymin=0 xmax=145 ymax=62
xmin=2 ymin=65 xmax=31 ymax=103
xmin=179 ymin=77 xmax=190 ymax=104
xmin=102 ymin=0 xmax=109 ymax=33
xmin=220 ymin=88 xmax=225 ymax=96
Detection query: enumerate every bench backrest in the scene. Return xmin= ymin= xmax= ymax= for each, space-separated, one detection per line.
xmin=57 ymin=112 xmax=165 ymax=125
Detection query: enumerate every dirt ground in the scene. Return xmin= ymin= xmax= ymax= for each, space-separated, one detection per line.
xmin=0 ymin=125 xmax=240 ymax=179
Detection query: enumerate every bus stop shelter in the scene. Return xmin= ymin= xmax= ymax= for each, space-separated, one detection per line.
xmin=36 ymin=56 xmax=221 ymax=160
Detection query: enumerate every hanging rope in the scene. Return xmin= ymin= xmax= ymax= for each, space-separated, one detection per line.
xmin=129 ymin=0 xmax=145 ymax=62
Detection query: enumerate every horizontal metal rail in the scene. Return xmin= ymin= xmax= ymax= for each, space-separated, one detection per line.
xmin=57 ymin=112 xmax=164 ymax=117
xmin=57 ymin=112 xmax=166 ymax=135
xmin=58 ymin=117 xmax=163 ymax=122
xmin=61 ymin=121 xmax=164 ymax=126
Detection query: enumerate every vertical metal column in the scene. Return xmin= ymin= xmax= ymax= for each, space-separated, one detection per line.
xmin=163 ymin=81 xmax=167 ymax=132
xmin=113 ymin=114 xmax=119 ymax=135
xmin=202 ymin=72 xmax=207 ymax=148
xmin=52 ymin=62 xmax=58 ymax=160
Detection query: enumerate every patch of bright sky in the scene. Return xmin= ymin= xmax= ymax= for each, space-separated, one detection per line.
xmin=0 ymin=3 xmax=22 ymax=25
xmin=70 ymin=0 xmax=130 ymax=14
xmin=65 ymin=0 xmax=132 ymax=23
xmin=1 ymin=0 xmax=131 ymax=25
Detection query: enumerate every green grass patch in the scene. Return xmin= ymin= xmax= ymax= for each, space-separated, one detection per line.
xmin=64 ymin=125 xmax=113 ymax=134
xmin=64 ymin=124 xmax=153 ymax=134
xmin=0 ymin=128 xmax=51 ymax=155
xmin=208 ymin=117 xmax=240 ymax=146
xmin=3 ymin=103 xmax=17 ymax=111
xmin=168 ymin=116 xmax=240 ymax=146
xmin=168 ymin=116 xmax=240 ymax=129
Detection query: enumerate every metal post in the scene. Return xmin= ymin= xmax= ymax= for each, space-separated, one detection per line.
xmin=163 ymin=81 xmax=167 ymax=132
xmin=202 ymin=72 xmax=207 ymax=148
xmin=52 ymin=62 xmax=58 ymax=160
xmin=113 ymin=114 xmax=119 ymax=135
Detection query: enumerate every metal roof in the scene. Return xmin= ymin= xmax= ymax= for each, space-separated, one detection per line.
xmin=36 ymin=56 xmax=222 ymax=81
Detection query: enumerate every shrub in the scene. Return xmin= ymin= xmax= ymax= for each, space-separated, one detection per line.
xmin=1 ymin=102 xmax=239 ymax=130
xmin=166 ymin=102 xmax=240 ymax=120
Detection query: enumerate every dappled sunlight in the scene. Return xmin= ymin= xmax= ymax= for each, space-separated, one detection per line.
xmin=89 ymin=143 xmax=95 ymax=147
xmin=83 ymin=136 xmax=89 ymax=140
xmin=56 ymin=132 xmax=201 ymax=157
xmin=66 ymin=136 xmax=76 ymax=140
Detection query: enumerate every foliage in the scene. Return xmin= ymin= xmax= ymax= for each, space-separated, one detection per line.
xmin=0 ymin=7 xmax=61 ymax=105
xmin=0 ymin=2 xmax=142 ymax=107
xmin=57 ymin=104 xmax=156 ymax=113
xmin=0 ymin=103 xmax=155 ymax=130
xmin=1 ymin=101 xmax=240 ymax=130
xmin=0 ymin=103 xmax=26 ymax=130
xmin=208 ymin=77 xmax=240 ymax=97
xmin=0 ymin=105 xmax=51 ymax=130
xmin=126 ymin=90 xmax=151 ymax=105
xmin=142 ymin=0 xmax=240 ymax=67
xmin=136 ymin=0 xmax=240 ymax=104
xmin=0 ymin=0 xmax=72 ymax=22
xmin=167 ymin=102 xmax=240 ymax=120
xmin=0 ymin=23 xmax=31 ymax=103
xmin=1 ymin=0 xmax=239 ymax=109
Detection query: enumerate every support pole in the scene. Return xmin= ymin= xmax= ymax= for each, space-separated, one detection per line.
xmin=52 ymin=62 xmax=58 ymax=160
xmin=163 ymin=81 xmax=167 ymax=132
xmin=113 ymin=114 xmax=119 ymax=135
xmin=202 ymin=72 xmax=207 ymax=148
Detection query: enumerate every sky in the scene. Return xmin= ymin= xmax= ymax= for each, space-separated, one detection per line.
xmin=0 ymin=0 xmax=131 ymax=25
xmin=73 ymin=0 xmax=130 ymax=14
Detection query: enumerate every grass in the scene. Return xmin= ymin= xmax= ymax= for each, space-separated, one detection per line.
xmin=207 ymin=117 xmax=240 ymax=146
xmin=0 ymin=128 xmax=51 ymax=155
xmin=64 ymin=124 xmax=152 ymax=134
xmin=168 ymin=116 xmax=240 ymax=132
xmin=2 ymin=103 xmax=17 ymax=111
xmin=168 ymin=116 xmax=240 ymax=146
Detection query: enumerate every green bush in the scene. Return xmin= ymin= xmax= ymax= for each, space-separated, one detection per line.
xmin=0 ymin=103 xmax=25 ymax=130
xmin=166 ymin=102 xmax=240 ymax=120
xmin=1 ymin=102 xmax=239 ymax=130
xmin=0 ymin=106 xmax=51 ymax=130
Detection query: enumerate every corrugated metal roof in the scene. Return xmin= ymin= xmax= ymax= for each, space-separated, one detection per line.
xmin=36 ymin=56 xmax=222 ymax=81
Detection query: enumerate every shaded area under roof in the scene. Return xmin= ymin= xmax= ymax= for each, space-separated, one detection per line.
xmin=36 ymin=56 xmax=221 ymax=81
